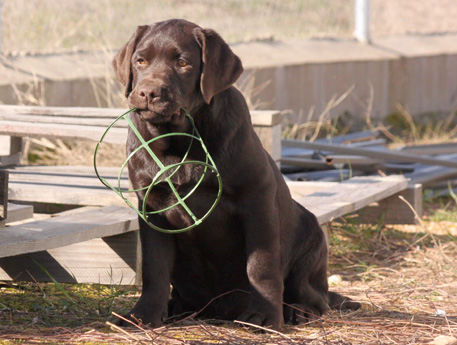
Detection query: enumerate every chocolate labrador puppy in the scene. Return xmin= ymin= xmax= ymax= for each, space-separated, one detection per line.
xmin=113 ymin=19 xmax=359 ymax=330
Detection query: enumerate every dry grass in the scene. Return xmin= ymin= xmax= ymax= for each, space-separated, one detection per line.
xmin=3 ymin=0 xmax=457 ymax=55
xmin=1 ymin=212 xmax=457 ymax=344
xmin=1 ymin=0 xmax=353 ymax=54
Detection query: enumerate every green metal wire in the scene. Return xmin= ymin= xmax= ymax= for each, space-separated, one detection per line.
xmin=94 ymin=108 xmax=223 ymax=233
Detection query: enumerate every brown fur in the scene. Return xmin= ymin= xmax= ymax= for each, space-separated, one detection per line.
xmin=112 ymin=19 xmax=359 ymax=330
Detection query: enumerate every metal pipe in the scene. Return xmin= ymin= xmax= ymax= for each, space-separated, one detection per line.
xmin=354 ymin=0 xmax=371 ymax=43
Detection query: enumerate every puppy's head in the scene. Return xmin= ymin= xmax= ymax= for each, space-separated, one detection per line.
xmin=113 ymin=19 xmax=243 ymax=124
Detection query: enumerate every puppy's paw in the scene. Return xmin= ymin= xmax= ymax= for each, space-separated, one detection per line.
xmin=328 ymin=291 xmax=361 ymax=311
xmin=283 ymin=303 xmax=323 ymax=325
xmin=237 ymin=310 xmax=282 ymax=330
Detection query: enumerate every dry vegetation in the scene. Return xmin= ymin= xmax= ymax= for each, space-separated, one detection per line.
xmin=1 ymin=212 xmax=457 ymax=344
xmin=2 ymin=0 xmax=457 ymax=55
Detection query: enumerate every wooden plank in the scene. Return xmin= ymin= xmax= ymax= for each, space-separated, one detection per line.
xmin=0 ymin=104 xmax=126 ymax=118
xmin=0 ymin=152 xmax=22 ymax=167
xmin=0 ymin=205 xmax=139 ymax=258
xmin=0 ymin=231 xmax=139 ymax=285
xmin=5 ymin=203 xmax=34 ymax=224
xmin=0 ymin=114 xmax=128 ymax=128
xmin=357 ymin=184 xmax=423 ymax=225
xmin=286 ymin=181 xmax=337 ymax=199
xmin=0 ymin=170 xmax=8 ymax=227
xmin=297 ymin=175 xmax=409 ymax=224
xmin=285 ymin=169 xmax=365 ymax=182
xmin=7 ymin=165 xmax=135 ymax=206
xmin=0 ymin=120 xmax=127 ymax=144
xmin=9 ymin=183 xmax=135 ymax=207
xmin=282 ymin=139 xmax=457 ymax=169
xmin=8 ymin=165 xmax=130 ymax=189
xmin=0 ymin=105 xmax=279 ymax=127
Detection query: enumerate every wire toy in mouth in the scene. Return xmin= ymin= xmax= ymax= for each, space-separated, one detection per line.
xmin=94 ymin=108 xmax=223 ymax=234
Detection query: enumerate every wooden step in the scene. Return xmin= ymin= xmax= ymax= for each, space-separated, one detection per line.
xmin=294 ymin=175 xmax=409 ymax=224
xmin=5 ymin=203 xmax=34 ymax=224
xmin=0 ymin=205 xmax=138 ymax=258
xmin=8 ymin=165 xmax=136 ymax=207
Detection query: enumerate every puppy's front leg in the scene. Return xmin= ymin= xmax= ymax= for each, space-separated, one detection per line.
xmin=238 ymin=208 xmax=284 ymax=330
xmin=117 ymin=206 xmax=176 ymax=327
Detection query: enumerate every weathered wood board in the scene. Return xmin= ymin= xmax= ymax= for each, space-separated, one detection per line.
xmin=0 ymin=206 xmax=138 ymax=259
xmin=0 ymin=231 xmax=139 ymax=285
xmin=287 ymin=178 xmax=420 ymax=225
xmin=0 ymin=105 xmax=281 ymax=148
xmin=357 ymin=183 xmax=423 ymax=224
xmin=5 ymin=203 xmax=34 ymax=224
xmin=294 ymin=175 xmax=409 ymax=224
xmin=7 ymin=165 xmax=135 ymax=207
xmin=1 ymin=175 xmax=409 ymax=285
xmin=0 ymin=170 xmax=7 ymax=227
xmin=0 ymin=120 xmax=128 ymax=144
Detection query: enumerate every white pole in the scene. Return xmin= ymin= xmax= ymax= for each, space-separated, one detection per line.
xmin=354 ymin=0 xmax=371 ymax=43
xmin=0 ymin=1 xmax=2 ymax=53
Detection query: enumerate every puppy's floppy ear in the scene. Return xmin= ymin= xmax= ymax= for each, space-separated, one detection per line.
xmin=193 ymin=27 xmax=243 ymax=104
xmin=112 ymin=25 xmax=149 ymax=97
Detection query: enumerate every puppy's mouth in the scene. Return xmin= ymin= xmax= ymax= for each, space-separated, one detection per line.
xmin=136 ymin=108 xmax=185 ymax=124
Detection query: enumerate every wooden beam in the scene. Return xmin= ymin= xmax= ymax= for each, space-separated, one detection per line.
xmin=0 ymin=104 xmax=126 ymax=118
xmin=0 ymin=120 xmax=128 ymax=144
xmin=357 ymin=184 xmax=423 ymax=224
xmin=0 ymin=206 xmax=139 ymax=258
xmin=286 ymin=181 xmax=337 ymax=199
xmin=5 ymin=203 xmax=34 ymax=224
xmin=0 ymin=113 xmax=128 ymax=127
xmin=0 ymin=170 xmax=7 ymax=227
xmin=8 ymin=165 xmax=136 ymax=207
xmin=297 ymin=175 xmax=409 ymax=224
xmin=0 ymin=231 xmax=139 ymax=285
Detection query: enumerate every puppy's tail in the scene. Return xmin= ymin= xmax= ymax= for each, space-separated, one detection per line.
xmin=328 ymin=291 xmax=361 ymax=311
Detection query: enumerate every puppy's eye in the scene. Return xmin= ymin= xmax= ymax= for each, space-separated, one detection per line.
xmin=137 ymin=58 xmax=146 ymax=65
xmin=177 ymin=59 xmax=188 ymax=67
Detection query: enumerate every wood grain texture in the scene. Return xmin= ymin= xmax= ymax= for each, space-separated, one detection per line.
xmin=0 ymin=105 xmax=278 ymax=145
xmin=357 ymin=183 xmax=422 ymax=224
xmin=5 ymin=203 xmax=34 ymax=224
xmin=0 ymin=170 xmax=8 ymax=227
xmin=0 ymin=120 xmax=127 ymax=144
xmin=7 ymin=165 xmax=135 ymax=206
xmin=0 ymin=206 xmax=139 ymax=258
xmin=0 ymin=231 xmax=139 ymax=285
xmin=297 ymin=175 xmax=409 ymax=224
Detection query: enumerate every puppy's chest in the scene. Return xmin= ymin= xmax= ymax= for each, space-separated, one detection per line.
xmin=129 ymin=147 xmax=217 ymax=208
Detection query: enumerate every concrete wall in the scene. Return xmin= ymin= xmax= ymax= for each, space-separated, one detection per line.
xmin=0 ymin=33 xmax=456 ymax=122
xmin=234 ymin=33 xmax=457 ymax=122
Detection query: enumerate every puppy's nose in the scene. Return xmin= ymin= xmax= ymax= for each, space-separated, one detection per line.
xmin=138 ymin=86 xmax=162 ymax=104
